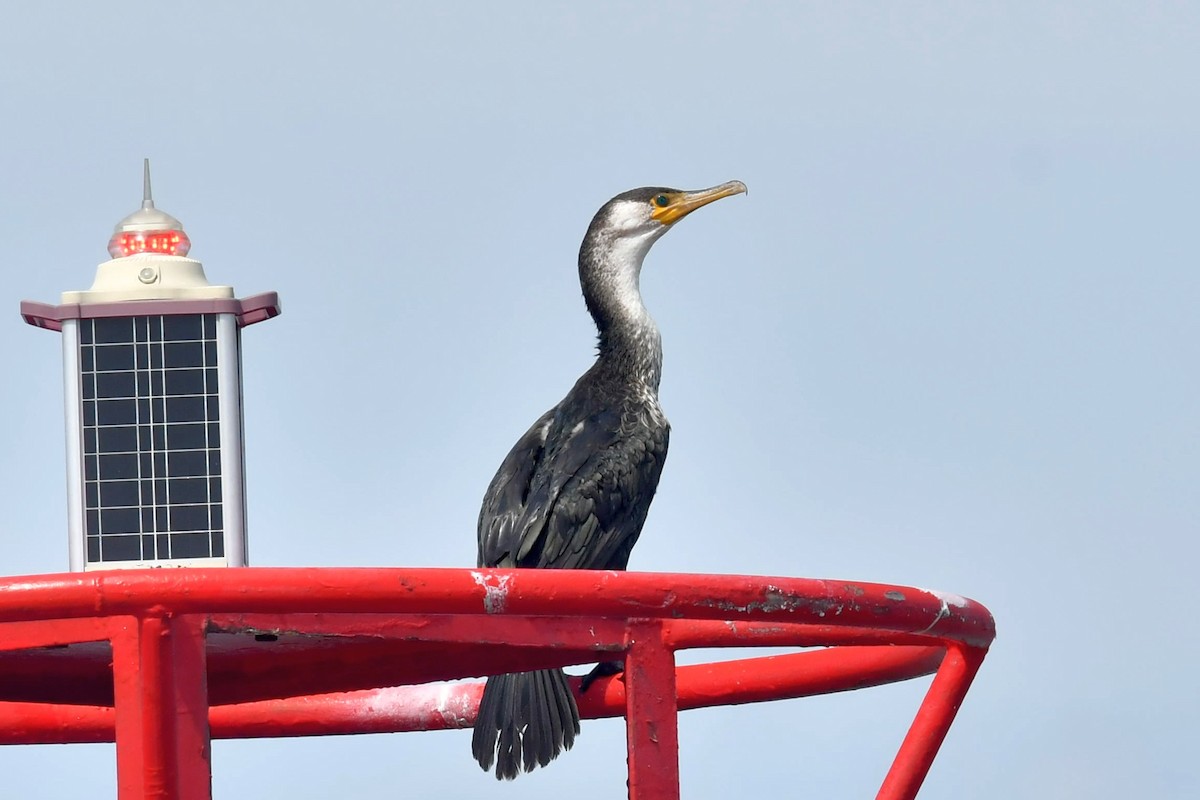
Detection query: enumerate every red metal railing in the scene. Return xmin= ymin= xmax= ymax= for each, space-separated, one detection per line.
xmin=0 ymin=568 xmax=994 ymax=799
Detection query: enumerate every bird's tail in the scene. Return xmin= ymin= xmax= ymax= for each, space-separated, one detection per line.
xmin=471 ymin=669 xmax=581 ymax=780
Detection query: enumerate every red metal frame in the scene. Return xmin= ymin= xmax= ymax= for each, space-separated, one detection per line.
xmin=0 ymin=568 xmax=994 ymax=799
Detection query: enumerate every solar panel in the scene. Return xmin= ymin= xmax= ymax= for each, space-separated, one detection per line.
xmin=74 ymin=313 xmax=234 ymax=566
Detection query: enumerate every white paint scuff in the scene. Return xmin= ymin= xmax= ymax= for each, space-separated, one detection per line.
xmin=470 ymin=570 xmax=512 ymax=614
xmin=920 ymin=587 xmax=969 ymax=608
xmin=913 ymin=587 xmax=969 ymax=634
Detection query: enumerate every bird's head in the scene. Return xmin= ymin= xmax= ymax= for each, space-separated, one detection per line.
xmin=586 ymin=181 xmax=748 ymax=248
xmin=579 ymin=180 xmax=747 ymax=295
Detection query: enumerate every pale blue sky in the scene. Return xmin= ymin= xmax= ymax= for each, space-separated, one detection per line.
xmin=1 ymin=3 xmax=1197 ymax=798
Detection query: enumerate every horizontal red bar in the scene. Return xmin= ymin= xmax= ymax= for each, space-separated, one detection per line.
xmin=0 ymin=645 xmax=943 ymax=745
xmin=0 ymin=568 xmax=995 ymax=648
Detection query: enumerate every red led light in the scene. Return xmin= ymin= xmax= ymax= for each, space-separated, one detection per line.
xmin=107 ymin=230 xmax=191 ymax=259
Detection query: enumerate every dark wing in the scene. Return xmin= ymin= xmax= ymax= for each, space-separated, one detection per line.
xmin=513 ymin=409 xmax=669 ymax=571
xmin=477 ymin=409 xmax=555 ymax=567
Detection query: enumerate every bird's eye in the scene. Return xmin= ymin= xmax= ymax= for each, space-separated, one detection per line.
xmin=653 ymin=194 xmax=670 ymax=207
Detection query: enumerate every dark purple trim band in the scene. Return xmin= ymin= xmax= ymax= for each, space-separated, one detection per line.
xmin=20 ymin=292 xmax=281 ymax=332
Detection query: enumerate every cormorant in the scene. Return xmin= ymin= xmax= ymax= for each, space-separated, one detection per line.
xmin=472 ymin=181 xmax=747 ymax=780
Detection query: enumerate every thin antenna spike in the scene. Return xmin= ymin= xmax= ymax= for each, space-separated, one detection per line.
xmin=142 ymin=158 xmax=155 ymax=209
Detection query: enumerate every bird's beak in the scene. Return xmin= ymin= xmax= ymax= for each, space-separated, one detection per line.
xmin=651 ymin=180 xmax=748 ymax=226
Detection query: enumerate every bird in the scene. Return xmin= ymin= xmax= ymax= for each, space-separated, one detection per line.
xmin=471 ymin=180 xmax=747 ymax=780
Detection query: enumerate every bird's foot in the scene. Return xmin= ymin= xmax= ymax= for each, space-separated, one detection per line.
xmin=580 ymin=660 xmax=624 ymax=693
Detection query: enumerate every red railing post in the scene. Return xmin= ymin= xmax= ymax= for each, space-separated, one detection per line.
xmin=112 ymin=613 xmax=212 ymax=800
xmin=877 ymin=643 xmax=987 ymax=800
xmin=623 ymin=619 xmax=679 ymax=800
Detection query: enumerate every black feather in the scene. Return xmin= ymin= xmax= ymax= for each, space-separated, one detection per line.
xmin=471 ymin=671 xmax=580 ymax=780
